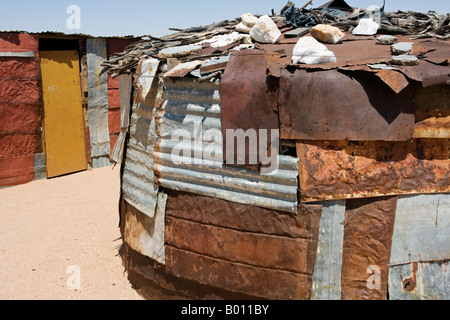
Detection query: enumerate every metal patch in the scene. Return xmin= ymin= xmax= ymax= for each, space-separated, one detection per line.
xmin=341 ymin=196 xmax=397 ymax=300
xmin=220 ymin=50 xmax=280 ymax=170
xmin=390 ymin=194 xmax=450 ymax=266
xmin=311 ymin=200 xmax=346 ymax=300
xmin=296 ymin=139 xmax=450 ymax=203
xmin=279 ymin=68 xmax=416 ymax=141
xmin=124 ymin=192 xmax=167 ymax=264
xmin=86 ymin=39 xmax=111 ymax=167
xmin=389 ymin=261 xmax=450 ymax=300
xmin=122 ymin=59 xmax=160 ymax=218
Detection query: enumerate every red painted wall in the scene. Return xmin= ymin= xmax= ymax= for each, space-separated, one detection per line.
xmin=107 ymin=39 xmax=135 ymax=155
xmin=0 ymin=33 xmax=42 ymax=187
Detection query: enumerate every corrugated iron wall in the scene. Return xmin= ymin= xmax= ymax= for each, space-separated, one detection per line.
xmin=116 ymin=39 xmax=449 ymax=300
xmin=0 ymin=32 xmax=43 ymax=187
xmin=154 ymin=77 xmax=299 ymax=214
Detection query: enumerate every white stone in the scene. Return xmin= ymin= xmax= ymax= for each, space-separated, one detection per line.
xmin=241 ymin=13 xmax=259 ymax=27
xmin=236 ymin=22 xmax=251 ymax=34
xmin=391 ymin=42 xmax=414 ymax=55
xmin=249 ymin=15 xmax=281 ymax=44
xmin=376 ymin=35 xmax=398 ymax=45
xmin=310 ymin=24 xmax=345 ymax=44
xmin=352 ymin=18 xmax=380 ymax=35
xmin=292 ymin=36 xmax=337 ymax=65
xmin=391 ymin=55 xmax=419 ymax=66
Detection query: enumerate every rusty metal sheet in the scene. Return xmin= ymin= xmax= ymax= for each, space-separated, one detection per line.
xmin=165 ymin=190 xmax=322 ymax=239
xmin=390 ymin=194 xmax=450 ymax=266
xmin=165 ymin=216 xmax=315 ymax=274
xmin=163 ymin=189 xmax=321 ymax=299
xmin=388 ymin=261 xmax=450 ymax=300
xmin=416 ymin=39 xmax=450 ymax=65
xmin=311 ymin=200 xmax=346 ymax=300
xmin=0 ymin=33 xmax=39 ymax=54
xmin=123 ymin=193 xmax=167 ymax=264
xmin=341 ymin=196 xmax=397 ymax=300
xmin=296 ymin=139 xmax=450 ymax=203
xmin=414 ymin=116 xmax=450 ymax=138
xmin=121 ymin=242 xmax=259 ymax=300
xmin=279 ymin=68 xmax=416 ymax=141
xmin=396 ymin=60 xmax=450 ymax=87
xmin=165 ymin=246 xmax=313 ymax=300
xmin=374 ymin=69 xmax=410 ymax=94
xmin=221 ymin=50 xmax=280 ymax=170
xmin=415 ymin=84 xmax=450 ymax=123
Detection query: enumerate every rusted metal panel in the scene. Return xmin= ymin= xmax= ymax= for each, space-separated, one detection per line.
xmin=165 ymin=216 xmax=315 ymax=274
xmin=0 ymin=58 xmax=39 ymax=78
xmin=296 ymin=139 xmax=450 ymax=203
xmin=165 ymin=190 xmax=322 ymax=239
xmin=86 ymin=38 xmax=111 ymax=168
xmin=388 ymin=261 xmax=450 ymax=300
xmin=165 ymin=246 xmax=313 ymax=300
xmin=163 ymin=189 xmax=321 ymax=299
xmin=123 ymin=193 xmax=167 ymax=264
xmin=122 ymin=59 xmax=160 ymax=218
xmin=414 ymin=117 xmax=450 ymax=138
xmin=396 ymin=60 xmax=450 ymax=87
xmin=0 ymin=154 xmax=36 ymax=186
xmin=221 ymin=50 xmax=280 ymax=170
xmin=390 ymin=194 xmax=450 ymax=266
xmin=0 ymin=33 xmax=39 ymax=54
xmin=341 ymin=196 xmax=397 ymax=300
xmin=0 ymin=79 xmax=40 ymax=104
xmin=415 ymin=84 xmax=449 ymax=123
xmin=121 ymin=242 xmax=259 ymax=300
xmin=311 ymin=200 xmax=346 ymax=300
xmin=155 ymin=77 xmax=299 ymax=213
xmin=279 ymin=68 xmax=416 ymax=141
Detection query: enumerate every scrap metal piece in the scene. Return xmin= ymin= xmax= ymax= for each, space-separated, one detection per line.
xmin=296 ymin=139 xmax=450 ymax=203
xmin=279 ymin=68 xmax=416 ymax=141
xmin=221 ymin=50 xmax=281 ymax=170
xmin=341 ymin=196 xmax=398 ymax=300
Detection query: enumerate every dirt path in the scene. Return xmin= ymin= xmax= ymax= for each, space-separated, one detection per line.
xmin=0 ymin=165 xmax=143 ymax=300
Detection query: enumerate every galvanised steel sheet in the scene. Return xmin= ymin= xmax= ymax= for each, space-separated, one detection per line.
xmin=86 ymin=38 xmax=111 ymax=168
xmin=390 ymin=194 xmax=450 ymax=266
xmin=311 ymin=200 xmax=346 ymax=300
xmin=154 ymin=77 xmax=300 ymax=214
xmin=122 ymin=58 xmax=160 ymax=218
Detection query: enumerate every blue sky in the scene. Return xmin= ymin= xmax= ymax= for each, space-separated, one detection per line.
xmin=0 ymin=0 xmax=449 ymax=37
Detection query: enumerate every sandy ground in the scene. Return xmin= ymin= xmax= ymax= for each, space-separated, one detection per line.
xmin=0 ymin=165 xmax=144 ymax=300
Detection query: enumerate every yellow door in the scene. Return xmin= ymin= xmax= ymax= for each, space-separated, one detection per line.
xmin=41 ymin=51 xmax=86 ymax=178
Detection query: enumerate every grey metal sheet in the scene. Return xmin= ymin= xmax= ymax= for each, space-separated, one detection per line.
xmin=311 ymin=200 xmax=346 ymax=300
xmin=86 ymin=38 xmax=111 ymax=167
xmin=124 ymin=192 xmax=168 ymax=264
xmin=154 ymin=78 xmax=299 ymax=214
xmin=122 ymin=59 xmax=160 ymax=218
xmin=389 ymin=261 xmax=450 ymax=300
xmin=0 ymin=51 xmax=34 ymax=57
xmin=390 ymin=194 xmax=450 ymax=266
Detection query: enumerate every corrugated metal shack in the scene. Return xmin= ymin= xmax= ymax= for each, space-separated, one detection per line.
xmin=104 ymin=3 xmax=449 ymax=300
xmin=0 ymin=31 xmax=141 ymax=187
